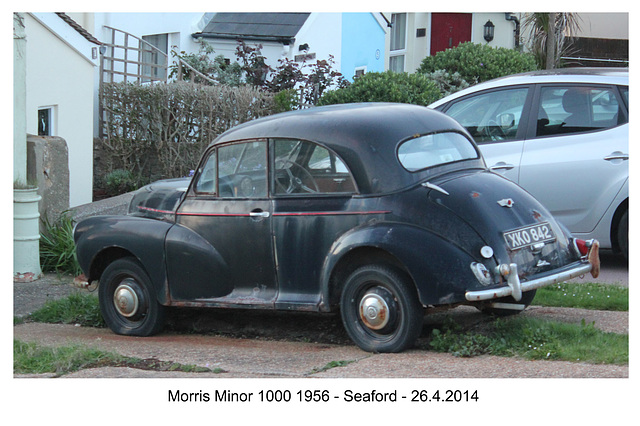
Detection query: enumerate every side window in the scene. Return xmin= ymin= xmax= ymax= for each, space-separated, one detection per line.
xmin=273 ymin=139 xmax=356 ymax=195
xmin=445 ymin=87 xmax=529 ymax=144
xmin=194 ymin=150 xmax=216 ymax=194
xmin=218 ymin=141 xmax=267 ymax=198
xmin=536 ymin=86 xmax=624 ymax=137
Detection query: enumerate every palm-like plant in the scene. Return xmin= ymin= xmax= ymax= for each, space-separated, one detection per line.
xmin=523 ymin=13 xmax=582 ymax=69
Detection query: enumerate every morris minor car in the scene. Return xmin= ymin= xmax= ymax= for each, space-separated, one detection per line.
xmin=74 ymin=103 xmax=599 ymax=353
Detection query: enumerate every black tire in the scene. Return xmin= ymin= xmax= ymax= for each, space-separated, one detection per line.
xmin=480 ymin=289 xmax=537 ymax=317
xmin=99 ymin=257 xmax=166 ymax=336
xmin=340 ymin=265 xmax=424 ymax=353
xmin=617 ymin=209 xmax=628 ymax=260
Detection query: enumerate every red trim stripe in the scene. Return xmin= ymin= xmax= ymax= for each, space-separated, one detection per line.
xmin=273 ymin=210 xmax=391 ymax=217
xmin=176 ymin=212 xmax=252 ymax=217
xmin=175 ymin=210 xmax=391 ymax=217
xmin=141 ymin=204 xmax=393 ymax=218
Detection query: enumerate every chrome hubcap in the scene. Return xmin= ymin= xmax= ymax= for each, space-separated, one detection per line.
xmin=359 ymin=292 xmax=390 ymax=330
xmin=113 ymin=279 xmax=139 ymax=318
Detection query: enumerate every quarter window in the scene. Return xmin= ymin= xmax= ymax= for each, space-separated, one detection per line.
xmin=445 ymin=88 xmax=528 ymax=143
xmin=194 ymin=150 xmax=217 ymax=194
xmin=536 ymin=86 xmax=626 ymax=137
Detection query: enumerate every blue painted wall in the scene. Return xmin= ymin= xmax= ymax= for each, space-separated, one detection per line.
xmin=341 ymin=13 xmax=386 ymax=82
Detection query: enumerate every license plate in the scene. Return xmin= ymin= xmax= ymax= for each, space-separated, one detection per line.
xmin=503 ymin=222 xmax=556 ymax=250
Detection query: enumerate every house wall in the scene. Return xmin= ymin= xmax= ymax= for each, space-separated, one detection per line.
xmin=291 ymin=13 xmax=343 ymax=73
xmin=384 ymin=12 xmax=521 ymax=73
xmin=341 ymin=13 xmax=386 ymax=81
xmin=25 ymin=13 xmax=97 ymax=207
xmin=571 ymin=13 xmax=628 ymax=39
xmin=471 ymin=13 xmax=519 ymax=49
xmin=90 ymin=12 xmax=205 ymax=54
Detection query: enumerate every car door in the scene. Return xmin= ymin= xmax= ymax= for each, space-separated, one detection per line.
xmin=518 ymin=84 xmax=629 ymax=233
xmin=270 ymin=138 xmax=360 ymax=310
xmin=168 ymin=140 xmax=276 ymax=305
xmin=439 ymin=85 xmax=533 ymax=183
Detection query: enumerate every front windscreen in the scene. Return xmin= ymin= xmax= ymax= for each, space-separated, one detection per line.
xmin=397 ymin=132 xmax=479 ymax=172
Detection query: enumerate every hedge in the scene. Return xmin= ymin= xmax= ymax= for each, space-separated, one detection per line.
xmin=318 ymin=71 xmax=441 ymax=106
xmin=97 ymin=81 xmax=276 ymax=187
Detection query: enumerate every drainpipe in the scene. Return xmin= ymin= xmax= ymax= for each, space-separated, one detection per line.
xmin=505 ymin=13 xmax=520 ymax=49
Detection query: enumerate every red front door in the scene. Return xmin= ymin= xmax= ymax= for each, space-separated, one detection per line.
xmin=430 ymin=13 xmax=472 ymax=55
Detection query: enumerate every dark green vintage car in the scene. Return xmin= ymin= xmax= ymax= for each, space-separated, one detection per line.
xmin=74 ymin=103 xmax=599 ymax=352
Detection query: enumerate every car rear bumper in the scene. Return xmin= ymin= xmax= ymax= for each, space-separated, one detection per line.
xmin=465 ymin=242 xmax=599 ymax=302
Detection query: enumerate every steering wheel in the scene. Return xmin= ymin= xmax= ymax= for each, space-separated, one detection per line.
xmin=482 ymin=120 xmax=507 ymax=140
xmin=275 ymin=159 xmax=319 ymax=194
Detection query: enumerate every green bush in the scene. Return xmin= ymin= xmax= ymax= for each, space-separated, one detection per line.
xmin=418 ymin=42 xmax=538 ymax=84
xmin=421 ymin=69 xmax=472 ymax=97
xmin=318 ymin=71 xmax=441 ymax=106
xmin=39 ymin=214 xmax=82 ymax=276
xmin=104 ymin=169 xmax=137 ymax=196
xmin=273 ymin=89 xmax=299 ymax=113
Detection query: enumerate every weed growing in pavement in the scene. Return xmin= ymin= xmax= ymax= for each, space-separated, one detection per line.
xmin=14 ymin=340 xmax=123 ymax=375
xmin=28 ymin=292 xmax=105 ymax=328
xmin=13 ymin=340 xmax=218 ymax=376
xmin=308 ymin=360 xmax=356 ymax=375
xmin=429 ymin=316 xmax=628 ymax=364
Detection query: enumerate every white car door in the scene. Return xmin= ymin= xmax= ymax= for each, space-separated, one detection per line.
xmin=442 ymin=86 xmax=531 ymax=183
xmin=518 ymin=85 xmax=629 ymax=234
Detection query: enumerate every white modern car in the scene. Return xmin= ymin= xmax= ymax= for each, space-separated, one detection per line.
xmin=430 ymin=68 xmax=628 ymax=258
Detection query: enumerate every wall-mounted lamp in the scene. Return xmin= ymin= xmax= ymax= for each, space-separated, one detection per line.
xmin=483 ymin=20 xmax=495 ymax=42
xmin=299 ymin=43 xmax=310 ymax=52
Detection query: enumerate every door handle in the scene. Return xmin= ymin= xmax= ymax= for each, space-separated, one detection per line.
xmin=249 ymin=211 xmax=270 ymax=218
xmin=604 ymin=152 xmax=629 ymax=161
xmin=490 ymin=162 xmax=515 ymax=171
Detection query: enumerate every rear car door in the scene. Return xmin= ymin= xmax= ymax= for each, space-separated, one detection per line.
xmin=270 ymin=138 xmax=360 ymax=310
xmin=519 ymin=84 xmax=629 ymax=233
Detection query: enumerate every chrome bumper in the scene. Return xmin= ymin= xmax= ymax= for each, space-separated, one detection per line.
xmin=465 ymin=261 xmax=592 ymax=302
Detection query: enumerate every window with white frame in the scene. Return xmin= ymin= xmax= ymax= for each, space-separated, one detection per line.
xmin=389 ymin=13 xmax=407 ymax=72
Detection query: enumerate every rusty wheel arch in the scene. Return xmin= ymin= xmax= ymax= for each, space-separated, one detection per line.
xmin=89 ymin=247 xmax=139 ymax=284
xmin=327 ymin=246 xmax=414 ymax=310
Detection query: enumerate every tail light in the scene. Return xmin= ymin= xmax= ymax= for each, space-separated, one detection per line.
xmin=574 ymin=239 xmax=591 ymax=256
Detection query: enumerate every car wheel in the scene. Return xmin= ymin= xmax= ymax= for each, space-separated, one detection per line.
xmin=340 ymin=265 xmax=423 ymax=353
xmin=617 ymin=209 xmax=628 ymax=260
xmin=99 ymin=257 xmax=166 ymax=336
xmin=480 ymin=289 xmax=537 ymax=317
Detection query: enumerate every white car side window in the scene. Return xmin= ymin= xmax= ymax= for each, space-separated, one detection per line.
xmin=445 ymin=88 xmax=528 ymax=144
xmin=537 ymin=86 xmax=624 ymax=137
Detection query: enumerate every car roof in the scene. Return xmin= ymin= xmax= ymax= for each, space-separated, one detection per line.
xmin=212 ymin=103 xmax=482 ymax=194
xmin=430 ymin=67 xmax=628 ymax=108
